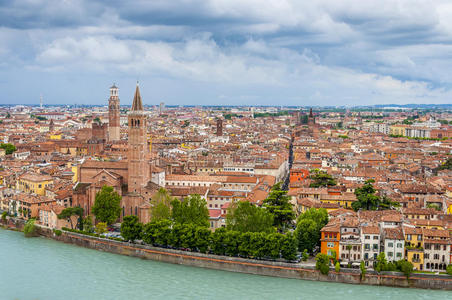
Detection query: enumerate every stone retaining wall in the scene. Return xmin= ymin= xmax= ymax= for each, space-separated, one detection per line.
xmin=36 ymin=228 xmax=452 ymax=290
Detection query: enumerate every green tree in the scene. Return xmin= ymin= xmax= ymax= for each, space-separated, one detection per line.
xmin=95 ymin=222 xmax=107 ymax=234
xmin=302 ymin=249 xmax=309 ymax=261
xmin=143 ymin=219 xmax=172 ymax=246
xmin=264 ymin=233 xmax=284 ymax=259
xmin=263 ymin=183 xmax=295 ymax=231
xmin=351 ymin=180 xmax=380 ymax=211
xmin=171 ymin=194 xmax=209 ymax=227
xmin=0 ymin=143 xmax=17 ymax=155
xmin=83 ymin=215 xmax=94 ymax=233
xmin=23 ymin=218 xmax=39 ymax=237
xmin=301 ymin=114 xmax=309 ymax=124
xmin=375 ymin=252 xmax=388 ymax=273
xmin=360 ymin=261 xmax=366 ymax=280
xmin=226 ymin=201 xmax=275 ymax=233
xmin=194 ymin=226 xmax=211 ymax=253
xmin=150 ymin=188 xmax=172 ymax=221
xmin=92 ymin=186 xmax=121 ymax=225
xmin=223 ymin=230 xmax=241 ymax=256
xmin=281 ymin=232 xmax=297 ymax=261
xmin=121 ymin=215 xmax=143 ymax=242
xmin=446 ymin=264 xmax=452 ymax=276
xmin=57 ymin=207 xmax=84 ymax=229
xmin=295 ymin=208 xmax=328 ymax=253
xmin=1 ymin=211 xmax=7 ymax=223
xmin=295 ymin=218 xmax=318 ymax=253
xmin=315 ymin=253 xmax=330 ymax=275
xmin=335 ymin=261 xmax=341 ymax=272
xmin=309 ymin=169 xmax=337 ymax=188
xmin=210 ymin=227 xmax=227 ymax=255
xmin=397 ymin=260 xmax=414 ymax=279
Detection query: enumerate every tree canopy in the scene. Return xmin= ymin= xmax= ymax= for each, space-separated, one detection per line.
xmin=150 ymin=188 xmax=173 ymax=221
xmin=309 ymin=169 xmax=337 ymax=188
xmin=0 ymin=143 xmax=16 ymax=155
xmin=92 ymin=185 xmax=121 ymax=225
xmin=57 ymin=206 xmax=84 ymax=229
xmin=121 ymin=215 xmax=143 ymax=242
xmin=226 ymin=201 xmax=275 ymax=233
xmin=351 ymin=180 xmax=399 ymax=211
xmin=295 ymin=208 xmax=328 ymax=253
xmin=263 ymin=182 xmax=295 ymax=231
xmin=171 ymin=194 xmax=209 ymax=227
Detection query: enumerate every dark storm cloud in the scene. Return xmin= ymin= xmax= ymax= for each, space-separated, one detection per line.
xmin=0 ymin=0 xmax=451 ymax=105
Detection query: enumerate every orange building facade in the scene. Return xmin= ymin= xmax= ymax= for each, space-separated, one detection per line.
xmin=289 ymin=168 xmax=309 ymax=184
xmin=320 ymin=224 xmax=340 ymax=260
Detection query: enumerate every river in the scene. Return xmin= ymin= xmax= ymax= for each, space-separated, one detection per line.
xmin=0 ymin=229 xmax=449 ymax=300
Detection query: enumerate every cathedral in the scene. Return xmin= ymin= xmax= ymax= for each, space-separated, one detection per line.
xmin=73 ymin=84 xmax=158 ymax=223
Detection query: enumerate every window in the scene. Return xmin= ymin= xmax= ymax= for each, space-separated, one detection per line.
xmin=407 ymin=234 xmax=411 ymax=241
xmin=365 ymin=235 xmax=370 ymax=240
xmin=373 ymin=236 xmax=379 ymax=240
xmin=327 ymin=242 xmax=335 ymax=248
xmin=388 ymin=242 xmax=393 ymax=247
xmin=388 ymin=252 xmax=393 ymax=257
xmin=396 ymin=253 xmax=402 ymax=258
xmin=397 ymin=243 xmax=402 ymax=248
xmin=373 ymin=244 xmax=379 ymax=250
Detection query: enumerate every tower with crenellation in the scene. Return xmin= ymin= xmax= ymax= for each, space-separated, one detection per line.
xmin=108 ymin=84 xmax=121 ymax=141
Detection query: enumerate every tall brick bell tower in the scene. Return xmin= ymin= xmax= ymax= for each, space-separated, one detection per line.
xmin=108 ymin=84 xmax=121 ymax=141
xmin=127 ymin=83 xmax=150 ymax=194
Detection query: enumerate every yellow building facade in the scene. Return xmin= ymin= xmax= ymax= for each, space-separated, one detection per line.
xmin=17 ymin=173 xmax=53 ymax=195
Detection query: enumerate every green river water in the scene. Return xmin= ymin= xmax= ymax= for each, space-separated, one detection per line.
xmin=0 ymin=229 xmax=450 ymax=300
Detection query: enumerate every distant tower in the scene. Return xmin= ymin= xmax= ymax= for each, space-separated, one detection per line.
xmin=40 ymin=94 xmax=43 ymax=109
xmin=128 ymin=83 xmax=150 ymax=194
xmin=159 ymin=102 xmax=165 ymax=115
xmin=108 ymin=84 xmax=121 ymax=141
xmin=216 ymin=118 xmax=223 ymax=136
xmin=308 ymin=108 xmax=315 ymax=126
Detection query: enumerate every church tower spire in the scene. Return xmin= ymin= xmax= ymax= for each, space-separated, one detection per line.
xmin=127 ymin=82 xmax=149 ymax=194
xmin=131 ymin=82 xmax=143 ymax=111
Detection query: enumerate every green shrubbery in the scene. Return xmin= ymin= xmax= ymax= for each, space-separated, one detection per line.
xmin=375 ymin=253 xmax=413 ymax=278
xmin=335 ymin=262 xmax=340 ymax=272
xmin=23 ymin=219 xmax=38 ymax=237
xmin=53 ymin=229 xmax=62 ymax=236
xmin=315 ymin=253 xmax=330 ymax=275
xmin=447 ymin=264 xmax=452 ymax=276
xmin=1 ymin=211 xmax=7 ymax=222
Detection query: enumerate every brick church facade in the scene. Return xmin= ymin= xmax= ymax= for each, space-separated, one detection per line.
xmin=73 ymin=84 xmax=158 ymax=223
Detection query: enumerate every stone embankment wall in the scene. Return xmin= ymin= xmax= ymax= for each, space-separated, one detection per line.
xmin=35 ymin=228 xmax=452 ymax=290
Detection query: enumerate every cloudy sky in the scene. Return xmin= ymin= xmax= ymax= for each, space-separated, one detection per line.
xmin=1 ymin=0 xmax=452 ymax=106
